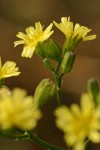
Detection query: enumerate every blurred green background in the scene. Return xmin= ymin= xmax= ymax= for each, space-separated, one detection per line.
xmin=0 ymin=0 xmax=100 ymax=150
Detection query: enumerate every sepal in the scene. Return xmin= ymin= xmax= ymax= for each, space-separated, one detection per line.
xmin=45 ymin=39 xmax=62 ymax=61
xmin=35 ymin=42 xmax=46 ymax=58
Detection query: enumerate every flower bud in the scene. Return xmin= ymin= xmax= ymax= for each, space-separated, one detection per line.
xmin=35 ymin=42 xmax=46 ymax=58
xmin=33 ymin=78 xmax=56 ymax=107
xmin=61 ymin=52 xmax=75 ymax=74
xmin=45 ymin=40 xmax=62 ymax=61
xmin=87 ymin=78 xmax=100 ymax=103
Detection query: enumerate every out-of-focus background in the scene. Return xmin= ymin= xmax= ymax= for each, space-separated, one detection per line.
xmin=0 ymin=0 xmax=100 ymax=149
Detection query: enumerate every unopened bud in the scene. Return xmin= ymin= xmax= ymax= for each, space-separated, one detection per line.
xmin=45 ymin=40 xmax=62 ymax=61
xmin=33 ymin=78 xmax=56 ymax=107
xmin=87 ymin=78 xmax=100 ymax=103
xmin=61 ymin=52 xmax=75 ymax=74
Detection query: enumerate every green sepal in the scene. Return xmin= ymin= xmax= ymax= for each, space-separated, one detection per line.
xmin=63 ymin=37 xmax=81 ymax=55
xmin=35 ymin=42 xmax=46 ymax=58
xmin=45 ymin=39 xmax=62 ymax=61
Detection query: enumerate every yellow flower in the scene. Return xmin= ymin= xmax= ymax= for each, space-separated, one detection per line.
xmin=55 ymin=93 xmax=100 ymax=150
xmin=53 ymin=17 xmax=96 ymax=41
xmin=14 ymin=22 xmax=54 ymax=58
xmin=53 ymin=17 xmax=96 ymax=52
xmin=0 ymin=57 xmax=20 ymax=80
xmin=0 ymin=88 xmax=42 ymax=130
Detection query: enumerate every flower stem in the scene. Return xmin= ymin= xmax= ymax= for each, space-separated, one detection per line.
xmin=0 ymin=79 xmax=5 ymax=87
xmin=56 ymin=76 xmax=62 ymax=106
xmin=68 ymin=147 xmax=73 ymax=150
xmin=53 ymin=72 xmax=62 ymax=106
xmin=27 ymin=131 xmax=64 ymax=150
xmin=84 ymin=139 xmax=90 ymax=149
xmin=0 ymin=131 xmax=64 ymax=150
xmin=53 ymin=61 xmax=63 ymax=106
xmin=0 ymin=131 xmax=28 ymax=140
xmin=55 ymin=61 xmax=61 ymax=73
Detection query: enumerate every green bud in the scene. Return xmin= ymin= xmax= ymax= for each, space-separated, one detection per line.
xmin=33 ymin=78 xmax=56 ymax=107
xmin=87 ymin=78 xmax=100 ymax=103
xmin=43 ymin=58 xmax=54 ymax=71
xmin=45 ymin=39 xmax=62 ymax=61
xmin=35 ymin=42 xmax=46 ymax=58
xmin=61 ymin=52 xmax=75 ymax=74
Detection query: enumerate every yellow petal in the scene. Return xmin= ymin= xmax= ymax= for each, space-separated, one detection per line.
xmin=14 ymin=40 xmax=25 ymax=47
xmin=70 ymin=104 xmax=81 ymax=117
xmin=89 ymin=131 xmax=100 ymax=143
xmin=81 ymin=93 xmax=94 ymax=115
xmin=74 ymin=141 xmax=85 ymax=150
xmin=16 ymin=32 xmax=27 ymax=40
xmin=83 ymin=35 xmax=96 ymax=41
xmin=22 ymin=46 xmax=35 ymax=58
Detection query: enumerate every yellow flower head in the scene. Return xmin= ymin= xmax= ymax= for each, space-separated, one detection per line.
xmin=55 ymin=94 xmax=100 ymax=150
xmin=53 ymin=17 xmax=96 ymax=41
xmin=14 ymin=22 xmax=54 ymax=58
xmin=53 ymin=17 xmax=96 ymax=52
xmin=0 ymin=57 xmax=20 ymax=80
xmin=0 ymin=88 xmax=42 ymax=130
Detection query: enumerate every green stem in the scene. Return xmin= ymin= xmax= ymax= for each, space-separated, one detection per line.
xmin=0 ymin=131 xmax=28 ymax=140
xmin=53 ymin=61 xmax=63 ymax=106
xmin=27 ymin=131 xmax=64 ymax=150
xmin=53 ymin=72 xmax=62 ymax=106
xmin=56 ymin=76 xmax=62 ymax=106
xmin=84 ymin=139 xmax=90 ymax=149
xmin=54 ymin=72 xmax=62 ymax=106
xmin=68 ymin=147 xmax=73 ymax=150
xmin=0 ymin=131 xmax=64 ymax=150
xmin=0 ymin=79 xmax=5 ymax=87
xmin=55 ymin=61 xmax=61 ymax=73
